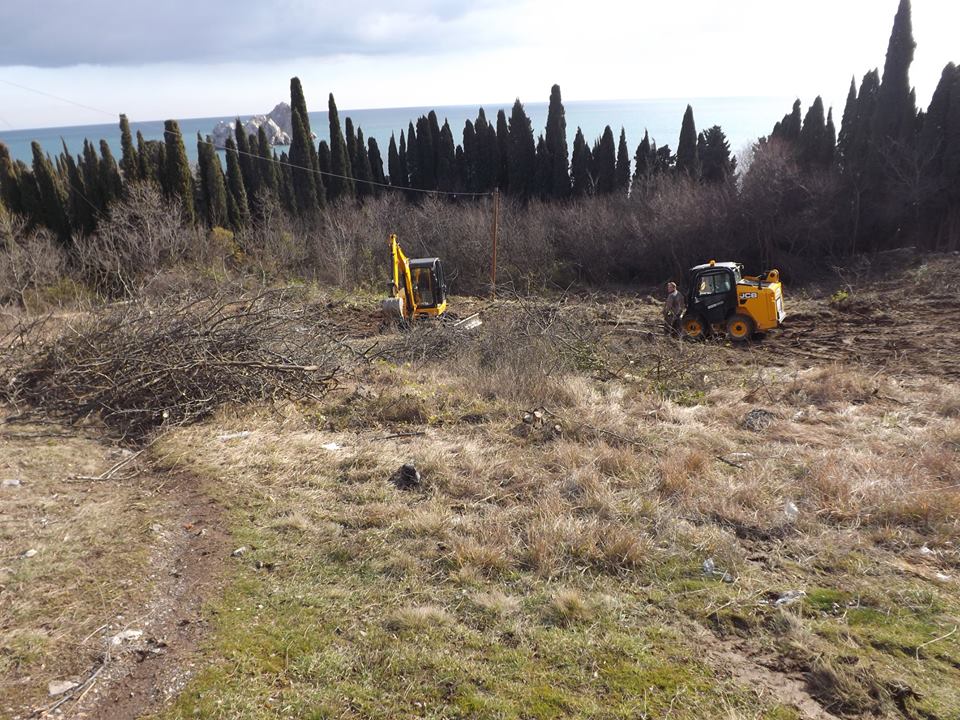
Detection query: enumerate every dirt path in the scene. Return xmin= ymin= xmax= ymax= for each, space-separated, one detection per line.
xmin=62 ymin=470 xmax=229 ymax=720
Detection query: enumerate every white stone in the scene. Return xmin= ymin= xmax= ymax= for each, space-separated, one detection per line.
xmin=48 ymin=680 xmax=78 ymax=696
xmin=111 ymin=629 xmax=143 ymax=645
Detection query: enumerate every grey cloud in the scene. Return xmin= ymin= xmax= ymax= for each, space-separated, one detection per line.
xmin=0 ymin=0 xmax=512 ymax=67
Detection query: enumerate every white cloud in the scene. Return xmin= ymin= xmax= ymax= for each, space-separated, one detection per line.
xmin=0 ymin=0 xmax=956 ymax=129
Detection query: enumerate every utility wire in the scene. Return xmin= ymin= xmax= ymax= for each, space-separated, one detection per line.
xmin=2 ymin=77 xmax=495 ymax=198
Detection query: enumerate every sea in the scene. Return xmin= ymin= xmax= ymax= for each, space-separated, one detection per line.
xmin=0 ymin=97 xmax=792 ymax=168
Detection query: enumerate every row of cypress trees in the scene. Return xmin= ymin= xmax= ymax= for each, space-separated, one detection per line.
xmin=0 ymin=77 xmax=734 ymax=239
xmin=760 ymin=0 xmax=960 ymax=250
xmin=1 ymin=0 xmax=956 ymax=251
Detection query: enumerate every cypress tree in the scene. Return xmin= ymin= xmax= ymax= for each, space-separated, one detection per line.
xmin=399 ymin=129 xmax=410 ymax=188
xmin=919 ymin=64 xmax=957 ymax=171
xmin=135 ymin=131 xmax=156 ymax=184
xmin=873 ymin=0 xmax=917 ymax=146
xmin=615 ymin=128 xmax=630 ymax=196
xmin=353 ymin=127 xmax=375 ymax=199
xmin=653 ymin=144 xmax=675 ymax=174
xmin=571 ymin=127 xmax=592 ymax=196
xmin=633 ymin=130 xmax=653 ymax=187
xmin=31 ymin=142 xmax=70 ymax=240
xmin=798 ymin=96 xmax=827 ymax=168
xmin=455 ymin=145 xmax=468 ymax=191
xmin=918 ymin=64 xmax=960 ymax=237
xmin=773 ymin=100 xmax=803 ymax=143
xmin=61 ymin=141 xmax=94 ymax=234
xmin=225 ymin=137 xmax=250 ymax=229
xmin=327 ymin=93 xmax=354 ymax=200
xmin=290 ymin=77 xmax=323 ymax=203
xmin=534 ymin=135 xmax=551 ymax=199
xmin=0 ymin=143 xmax=25 ymax=215
xmin=387 ymin=133 xmax=401 ymax=186
xmin=415 ymin=116 xmax=436 ymax=190
xmin=163 ymin=120 xmax=195 ymax=224
xmin=99 ymin=140 xmax=123 ymax=206
xmin=475 ymin=108 xmax=499 ymax=192
xmin=675 ymin=105 xmax=700 ymax=178
xmin=368 ymin=137 xmax=386 ymax=186
xmin=428 ymin=111 xmax=442 ymax=181
xmin=289 ymin=107 xmax=319 ymax=214
xmin=594 ymin=126 xmax=617 ymax=194
xmin=545 ymin=84 xmax=570 ymax=198
xmin=119 ymin=114 xmax=138 ymax=182
xmin=838 ymin=78 xmax=859 ymax=168
xmin=496 ymin=109 xmax=509 ymax=190
xmin=823 ymin=109 xmax=837 ymax=167
xmin=318 ymin=140 xmax=332 ymax=177
xmin=462 ymin=120 xmax=478 ymax=191
xmin=196 ymin=133 xmax=228 ymax=228
xmin=436 ymin=120 xmax=457 ymax=191
xmin=234 ymin=120 xmax=258 ymax=207
xmin=345 ymin=118 xmax=358 ymax=175
xmin=257 ymin=126 xmax=278 ymax=195
xmin=853 ymin=70 xmax=882 ymax=172
xmin=277 ymin=151 xmax=295 ymax=213
xmin=80 ymin=140 xmax=103 ymax=211
xmin=507 ymin=99 xmax=536 ymax=199
xmin=699 ymin=126 xmax=736 ymax=183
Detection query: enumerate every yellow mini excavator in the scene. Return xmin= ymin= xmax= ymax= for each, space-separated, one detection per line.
xmin=681 ymin=260 xmax=785 ymax=341
xmin=382 ymin=233 xmax=448 ymax=322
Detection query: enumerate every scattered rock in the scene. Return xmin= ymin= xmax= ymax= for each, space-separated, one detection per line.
xmin=48 ymin=679 xmax=78 ymax=696
xmin=321 ymin=442 xmax=343 ymax=451
xmin=2 ymin=478 xmax=21 ymax=487
xmin=389 ymin=464 xmax=421 ymax=491
xmin=702 ymin=557 xmax=734 ymax=583
xmin=783 ymin=500 xmax=800 ymax=523
xmin=775 ymin=590 xmax=806 ymax=607
xmin=742 ymin=408 xmax=776 ymax=431
xmin=231 ymin=546 xmax=248 ymax=557
xmin=22 ymin=549 xmax=37 ymax=559
xmin=935 ymin=573 xmax=952 ymax=582
xmin=112 ymin=629 xmax=144 ymax=645
xmin=218 ymin=431 xmax=251 ymax=441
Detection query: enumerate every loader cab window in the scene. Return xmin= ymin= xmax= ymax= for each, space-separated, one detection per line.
xmin=696 ymin=271 xmax=733 ymax=297
xmin=412 ymin=267 xmax=435 ymax=307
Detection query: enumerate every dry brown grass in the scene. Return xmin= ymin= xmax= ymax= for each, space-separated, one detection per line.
xmin=0 ymin=420 xmax=169 ymax=713
xmin=781 ymin=365 xmax=888 ymax=409
xmin=542 ymin=589 xmax=597 ymax=627
xmin=384 ymin=605 xmax=453 ymax=633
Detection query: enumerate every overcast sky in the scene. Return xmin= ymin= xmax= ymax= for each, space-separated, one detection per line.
xmin=0 ymin=0 xmax=957 ymax=130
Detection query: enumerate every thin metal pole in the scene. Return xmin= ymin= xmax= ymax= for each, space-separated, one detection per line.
xmin=490 ymin=188 xmax=500 ymax=299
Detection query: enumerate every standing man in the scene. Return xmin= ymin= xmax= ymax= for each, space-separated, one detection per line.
xmin=663 ymin=281 xmax=685 ymax=336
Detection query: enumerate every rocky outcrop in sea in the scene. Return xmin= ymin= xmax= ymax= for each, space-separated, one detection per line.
xmin=210 ymin=102 xmax=306 ymax=148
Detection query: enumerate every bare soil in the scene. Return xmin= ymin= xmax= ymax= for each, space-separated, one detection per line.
xmin=69 ymin=470 xmax=229 ymax=720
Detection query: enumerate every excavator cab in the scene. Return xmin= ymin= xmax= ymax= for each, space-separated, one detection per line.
xmin=382 ymin=234 xmax=448 ymax=322
xmin=682 ymin=260 xmax=785 ymax=341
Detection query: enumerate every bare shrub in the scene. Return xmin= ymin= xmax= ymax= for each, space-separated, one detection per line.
xmin=74 ymin=183 xmax=193 ymax=294
xmin=0 ymin=213 xmax=68 ymax=308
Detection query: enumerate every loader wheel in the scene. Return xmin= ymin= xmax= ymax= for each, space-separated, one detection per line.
xmin=726 ymin=314 xmax=755 ymax=342
xmin=682 ymin=315 xmax=707 ymax=340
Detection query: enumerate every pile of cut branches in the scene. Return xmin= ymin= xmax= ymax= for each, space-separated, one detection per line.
xmin=2 ymin=291 xmax=346 ymax=440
